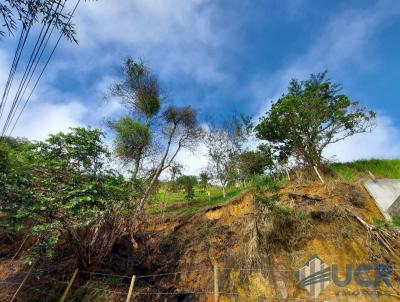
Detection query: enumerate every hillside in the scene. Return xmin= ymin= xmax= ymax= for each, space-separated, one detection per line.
xmin=1 ymin=162 xmax=400 ymax=301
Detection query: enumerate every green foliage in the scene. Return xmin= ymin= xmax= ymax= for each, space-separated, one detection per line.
xmin=252 ymin=175 xmax=282 ymax=211
xmin=393 ymin=215 xmax=400 ymax=227
xmin=0 ymin=137 xmax=34 ymax=231
xmin=238 ymin=149 xmax=274 ymax=179
xmin=110 ymin=58 xmax=161 ymax=121
xmin=255 ymin=71 xmax=376 ymax=168
xmin=176 ymin=175 xmax=198 ymax=200
xmin=199 ymin=172 xmax=210 ymax=192
xmin=109 ymin=116 xmax=151 ymax=164
xmin=0 ymin=128 xmax=130 ymax=267
xmin=373 ymin=216 xmax=400 ymax=228
xmin=331 ymin=159 xmax=400 ymax=181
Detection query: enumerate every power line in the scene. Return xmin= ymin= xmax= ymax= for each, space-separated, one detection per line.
xmin=1 ymin=0 xmax=64 ymax=136
xmin=1 ymin=0 xmax=81 ymax=138
xmin=8 ymin=0 xmax=82 ymax=137
xmin=0 ymin=19 xmax=33 ymax=121
xmin=3 ymin=1 xmax=66 ymax=136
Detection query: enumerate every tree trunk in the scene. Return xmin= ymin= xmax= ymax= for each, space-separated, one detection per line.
xmin=131 ymin=160 xmax=140 ymax=180
xmin=136 ymin=125 xmax=177 ymax=214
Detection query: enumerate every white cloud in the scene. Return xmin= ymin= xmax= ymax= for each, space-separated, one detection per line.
xmin=67 ymin=0 xmax=231 ymax=84
xmin=250 ymin=1 xmax=400 ymax=161
xmin=324 ymin=114 xmax=400 ymax=162
xmin=173 ymin=141 xmax=209 ymax=176
xmin=251 ymin=1 xmax=400 ymax=111
xmin=12 ymin=100 xmax=86 ymax=140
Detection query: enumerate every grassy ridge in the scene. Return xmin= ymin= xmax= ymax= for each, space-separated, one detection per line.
xmin=146 ymin=185 xmax=244 ymax=218
xmin=331 ymin=159 xmax=400 ymax=181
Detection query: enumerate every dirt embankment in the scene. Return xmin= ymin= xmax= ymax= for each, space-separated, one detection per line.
xmin=129 ymin=181 xmax=400 ymax=301
xmin=1 ymin=182 xmax=399 ymax=301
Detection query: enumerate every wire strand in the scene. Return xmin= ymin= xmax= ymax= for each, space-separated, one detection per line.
xmin=8 ymin=0 xmax=81 ymax=137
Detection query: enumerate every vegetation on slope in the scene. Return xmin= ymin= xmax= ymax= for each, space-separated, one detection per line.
xmin=332 ymin=158 xmax=400 ymax=181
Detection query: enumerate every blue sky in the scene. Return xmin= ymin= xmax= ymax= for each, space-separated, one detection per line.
xmin=0 ymin=0 xmax=399 ymax=173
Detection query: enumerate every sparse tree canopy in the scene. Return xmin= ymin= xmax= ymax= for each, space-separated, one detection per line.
xmin=109 ymin=116 xmax=151 ymax=179
xmin=255 ymin=71 xmax=376 ymax=168
xmin=110 ymin=58 xmax=161 ymax=122
xmin=109 ymin=58 xmax=161 ymax=180
xmin=109 ymin=59 xmax=203 ymax=214
xmin=206 ymin=114 xmax=252 ymax=198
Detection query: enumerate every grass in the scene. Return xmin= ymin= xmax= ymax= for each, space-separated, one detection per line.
xmin=331 ymin=159 xmax=400 ymax=181
xmin=145 ymin=185 xmax=244 ymax=218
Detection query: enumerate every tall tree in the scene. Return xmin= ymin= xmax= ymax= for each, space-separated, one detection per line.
xmin=109 ymin=58 xmax=161 ymax=180
xmin=205 ymin=114 xmax=252 ymax=198
xmin=136 ymin=105 xmax=203 ymax=212
xmin=109 ymin=58 xmax=203 ymax=214
xmin=255 ymin=71 xmax=376 ymax=168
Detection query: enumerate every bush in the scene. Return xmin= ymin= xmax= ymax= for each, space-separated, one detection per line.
xmin=252 ymin=175 xmax=282 ymax=210
xmin=176 ymin=175 xmax=197 ymax=200
xmin=1 ymin=128 xmax=131 ymax=269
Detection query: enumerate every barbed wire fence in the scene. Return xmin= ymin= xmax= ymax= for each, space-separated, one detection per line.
xmin=1 ymin=262 xmax=400 ymax=302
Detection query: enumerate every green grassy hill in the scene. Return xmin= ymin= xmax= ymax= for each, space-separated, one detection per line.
xmin=331 ymin=158 xmax=400 ymax=181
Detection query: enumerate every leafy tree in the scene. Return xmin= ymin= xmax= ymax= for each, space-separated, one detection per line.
xmin=255 ymin=71 xmax=376 ymax=168
xmin=109 ymin=116 xmax=151 ymax=179
xmin=177 ymin=175 xmax=197 ymax=200
xmin=0 ymin=137 xmax=34 ymax=231
xmin=109 ymin=59 xmax=203 ymax=214
xmin=109 ymin=57 xmax=161 ymax=123
xmin=238 ymin=149 xmax=273 ymax=179
xmin=0 ymin=0 xmax=77 ymax=41
xmin=168 ymin=161 xmax=183 ymax=192
xmin=199 ymin=171 xmax=210 ymax=193
xmin=205 ymin=114 xmax=252 ymax=198
xmin=109 ymin=58 xmax=161 ymax=181
xmin=1 ymin=128 xmax=130 ymax=269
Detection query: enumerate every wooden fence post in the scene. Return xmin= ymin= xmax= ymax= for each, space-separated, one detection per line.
xmin=126 ymin=275 xmax=136 ymax=302
xmin=214 ymin=264 xmax=219 ymax=302
xmin=313 ymin=166 xmax=325 ymax=184
xmin=10 ymin=263 xmax=35 ymax=302
xmin=60 ymin=268 xmax=79 ymax=302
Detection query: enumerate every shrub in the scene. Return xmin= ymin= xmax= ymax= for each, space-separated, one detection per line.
xmin=176 ymin=175 xmax=198 ymax=200
xmin=1 ymin=128 xmax=131 ymax=269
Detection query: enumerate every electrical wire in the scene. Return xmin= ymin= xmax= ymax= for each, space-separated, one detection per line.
xmin=8 ymin=0 xmax=81 ymax=137
xmin=1 ymin=0 xmax=64 ymax=136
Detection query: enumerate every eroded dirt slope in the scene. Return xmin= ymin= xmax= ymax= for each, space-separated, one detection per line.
xmin=129 ymin=182 xmax=400 ymax=301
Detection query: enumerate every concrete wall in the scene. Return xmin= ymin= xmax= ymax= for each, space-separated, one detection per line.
xmin=363 ymin=179 xmax=400 ymax=219
xmin=388 ymin=195 xmax=400 ymax=218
